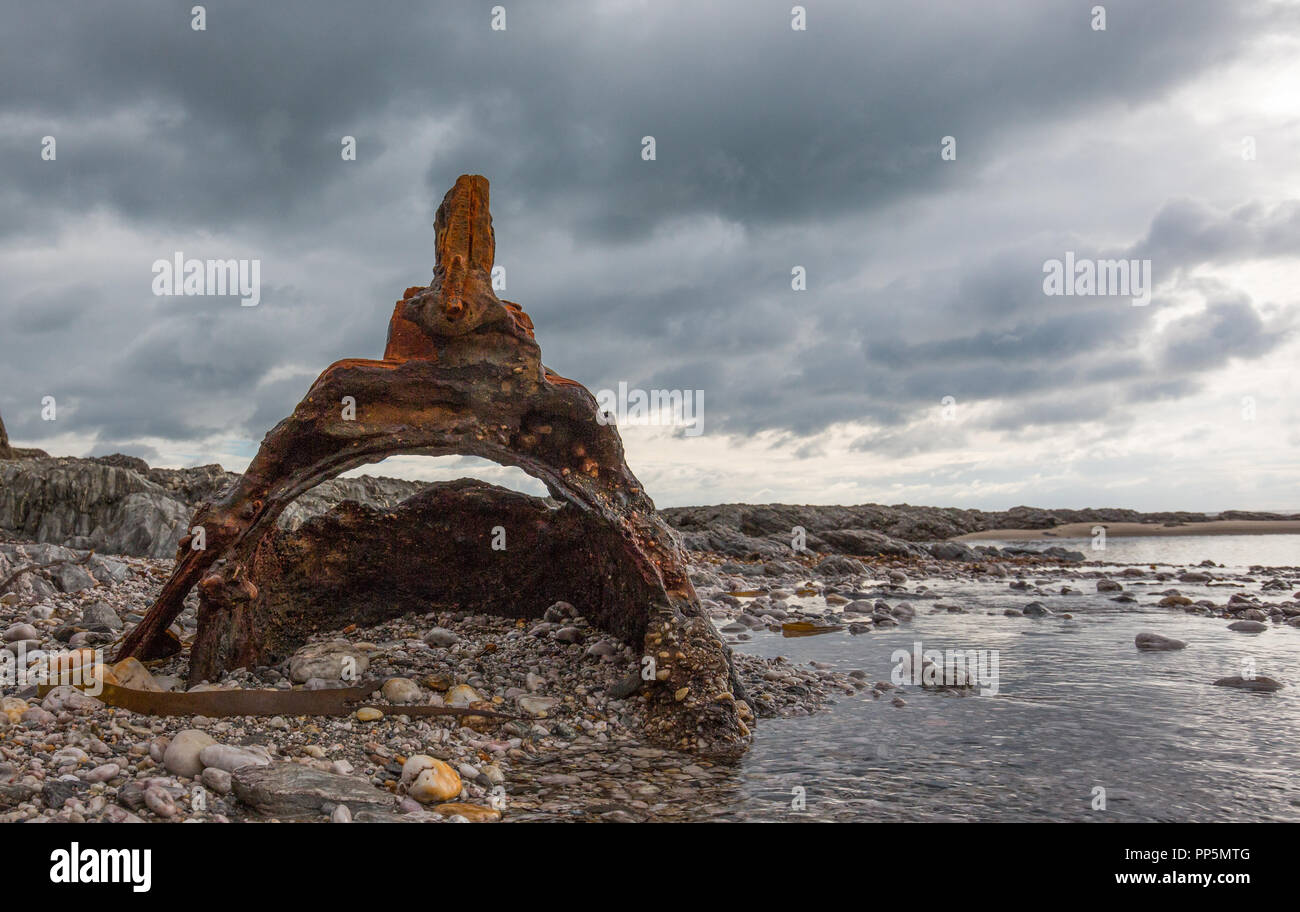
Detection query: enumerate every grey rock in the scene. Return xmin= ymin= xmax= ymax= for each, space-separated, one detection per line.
xmin=1135 ymin=632 xmax=1187 ymax=651
xmin=1227 ymin=620 xmax=1268 ymax=633
xmin=42 ymin=778 xmax=85 ymax=810
xmin=607 ymin=671 xmax=642 ymax=700
xmin=52 ymin=563 xmax=96 ymax=593
xmin=163 ymin=729 xmax=216 ymax=778
xmin=1212 ymin=675 xmax=1283 ymax=693
xmin=232 ymin=763 xmax=394 ymax=818
xmin=288 ymin=641 xmax=369 ymax=683
xmin=79 ymin=601 xmax=122 ymax=631
xmin=0 ymin=456 xmax=429 ymax=559
xmin=3 ymin=622 xmax=37 ymax=642
xmin=422 ymin=627 xmax=460 ymax=648
xmin=554 ymin=626 xmax=584 ymax=644
xmin=814 ymin=555 xmax=867 ymax=578
xmin=200 ymin=767 xmax=233 ymax=795
xmin=198 ymin=743 xmax=271 ymax=773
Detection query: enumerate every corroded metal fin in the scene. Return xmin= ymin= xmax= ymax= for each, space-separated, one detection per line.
xmin=434 ymin=174 xmax=494 ymax=274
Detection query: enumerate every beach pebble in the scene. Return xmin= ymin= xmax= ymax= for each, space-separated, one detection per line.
xmin=201 ymin=767 xmax=233 ymax=795
xmin=288 ymin=641 xmax=369 ymax=683
xmin=163 ymin=730 xmax=216 ymax=778
xmin=423 ymin=627 xmax=461 ymax=648
xmin=445 ymin=684 xmax=481 ymax=707
xmin=433 ymin=802 xmax=501 ymax=822
xmin=381 ymin=677 xmax=422 ymax=703
xmin=3 ymin=622 xmax=38 ymax=642
xmin=554 ymin=626 xmax=584 ymax=644
xmin=517 ymin=695 xmax=558 ymax=717
xmin=143 ymin=785 xmax=177 ymax=818
xmin=111 ymin=657 xmax=163 ymax=691
xmin=85 ymin=763 xmax=121 ymax=783
xmin=1227 ymin=620 xmax=1268 ymax=633
xmin=199 ymin=744 xmax=270 ymax=773
xmin=1135 ymin=632 xmax=1187 ymax=651
xmin=402 ymin=755 xmax=462 ymax=803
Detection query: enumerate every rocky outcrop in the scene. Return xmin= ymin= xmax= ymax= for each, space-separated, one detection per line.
xmin=0 ymin=456 xmax=427 ymax=559
xmin=0 ymin=411 xmax=48 ymax=461
xmin=659 ymin=501 xmax=1294 ymax=560
xmin=0 ymin=541 xmax=129 ymax=602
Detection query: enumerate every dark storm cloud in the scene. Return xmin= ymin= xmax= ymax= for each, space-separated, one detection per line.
xmin=1157 ymin=292 xmax=1294 ymax=371
xmin=1136 ymin=199 xmax=1300 ymax=270
xmin=0 ymin=0 xmax=1269 ymax=234
xmin=0 ymin=0 xmax=1295 ymax=465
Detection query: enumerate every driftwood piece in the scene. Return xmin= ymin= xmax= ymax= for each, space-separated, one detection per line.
xmin=117 ymin=175 xmax=750 ymax=757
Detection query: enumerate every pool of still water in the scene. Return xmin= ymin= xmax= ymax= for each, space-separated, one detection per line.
xmin=700 ymin=539 xmax=1300 ymax=822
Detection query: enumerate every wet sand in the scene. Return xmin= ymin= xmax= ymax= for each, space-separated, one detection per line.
xmin=953 ymin=520 xmax=1300 ymax=541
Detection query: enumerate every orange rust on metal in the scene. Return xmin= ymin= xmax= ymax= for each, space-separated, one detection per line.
xmin=116 ymin=174 xmax=751 ymax=757
xmin=38 ymin=679 xmax=515 ymax=720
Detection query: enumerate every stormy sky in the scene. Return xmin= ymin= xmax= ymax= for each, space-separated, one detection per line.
xmin=2 ymin=0 xmax=1298 ymax=511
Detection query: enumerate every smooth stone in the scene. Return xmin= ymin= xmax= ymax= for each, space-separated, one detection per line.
xmin=287 ymin=641 xmax=370 ymax=684
xmin=517 ymin=695 xmax=559 ymax=717
xmin=40 ymin=685 xmax=102 ymax=713
xmin=1135 ymin=632 xmax=1187 ymax=651
xmin=1212 ymin=675 xmax=1283 ymax=693
xmin=445 ymin=684 xmax=481 ymax=707
xmin=143 ymin=785 xmax=177 ymax=818
xmin=200 ymin=767 xmax=233 ymax=795
xmin=3 ymin=623 xmax=38 ymax=643
xmin=85 ymin=763 xmax=121 ymax=783
xmin=554 ymin=626 xmax=584 ymax=643
xmin=380 ymin=677 xmax=422 ymax=704
xmin=199 ymin=743 xmax=271 ymax=773
xmin=111 ymin=657 xmax=163 ymax=691
xmin=433 ymin=802 xmax=501 ymax=822
xmin=163 ymin=729 xmax=217 ymax=778
xmin=423 ymin=627 xmax=461 ymax=648
xmin=1227 ymin=620 xmax=1268 ymax=632
xmin=402 ymin=755 xmax=462 ymax=804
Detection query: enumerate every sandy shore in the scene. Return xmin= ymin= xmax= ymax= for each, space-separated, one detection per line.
xmin=953 ymin=520 xmax=1300 ymax=541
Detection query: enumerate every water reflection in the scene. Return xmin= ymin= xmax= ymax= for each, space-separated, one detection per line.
xmin=706 ymin=558 xmax=1300 ymax=821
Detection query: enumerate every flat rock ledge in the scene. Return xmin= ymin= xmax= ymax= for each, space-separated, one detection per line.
xmin=232 ymin=763 xmax=397 ymax=819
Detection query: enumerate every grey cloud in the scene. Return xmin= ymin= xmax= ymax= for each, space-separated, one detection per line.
xmin=0 ymin=0 xmax=1296 ymax=502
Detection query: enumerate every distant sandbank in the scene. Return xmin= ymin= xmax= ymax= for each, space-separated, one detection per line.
xmin=953 ymin=520 xmax=1300 ymax=541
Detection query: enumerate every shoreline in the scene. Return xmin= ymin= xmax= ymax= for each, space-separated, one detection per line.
xmin=952 ymin=520 xmax=1300 ymax=542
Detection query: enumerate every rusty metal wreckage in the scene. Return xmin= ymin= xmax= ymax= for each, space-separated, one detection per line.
xmin=112 ymin=175 xmax=752 ymax=757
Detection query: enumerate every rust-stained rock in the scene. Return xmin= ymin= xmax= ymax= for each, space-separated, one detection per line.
xmin=117 ymin=175 xmax=750 ymax=758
